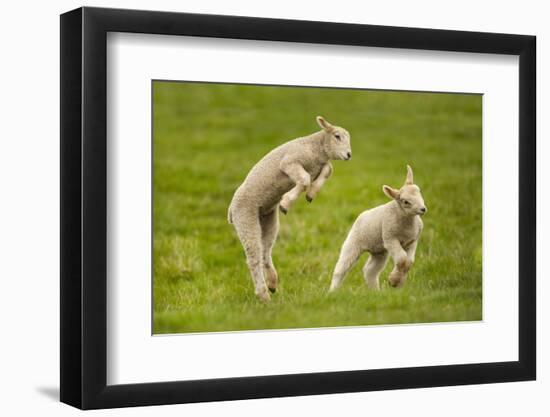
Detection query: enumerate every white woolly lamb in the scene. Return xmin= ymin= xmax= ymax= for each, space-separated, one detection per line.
xmin=329 ymin=165 xmax=426 ymax=292
xmin=228 ymin=116 xmax=352 ymax=302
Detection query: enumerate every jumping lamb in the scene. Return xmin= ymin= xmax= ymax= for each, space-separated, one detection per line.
xmin=329 ymin=165 xmax=426 ymax=292
xmin=228 ymin=116 xmax=352 ymax=302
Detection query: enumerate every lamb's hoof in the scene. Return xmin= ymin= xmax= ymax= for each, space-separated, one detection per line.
xmin=279 ymin=205 xmax=288 ymax=215
xmin=268 ymin=287 xmax=277 ymax=293
xmin=306 ymin=195 xmax=313 ymax=203
xmin=257 ymin=291 xmax=271 ymax=303
xmin=388 ymin=275 xmax=403 ymax=288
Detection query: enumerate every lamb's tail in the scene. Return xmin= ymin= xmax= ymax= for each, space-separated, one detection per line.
xmin=227 ymin=205 xmax=233 ymax=224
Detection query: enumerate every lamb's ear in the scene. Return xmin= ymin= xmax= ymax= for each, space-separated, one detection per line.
xmin=383 ymin=185 xmax=400 ymax=200
xmin=405 ymin=164 xmax=414 ymax=185
xmin=316 ymin=116 xmax=334 ymax=132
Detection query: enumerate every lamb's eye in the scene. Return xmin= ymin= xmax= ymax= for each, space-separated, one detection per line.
xmin=334 ymin=134 xmax=341 ymax=140
xmin=403 ymin=200 xmax=410 ymax=205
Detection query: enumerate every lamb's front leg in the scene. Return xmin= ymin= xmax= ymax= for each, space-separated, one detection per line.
xmin=384 ymin=239 xmax=410 ymax=288
xmin=405 ymin=240 xmax=418 ymax=265
xmin=306 ymin=163 xmax=333 ymax=202
xmin=279 ymin=162 xmax=311 ymax=214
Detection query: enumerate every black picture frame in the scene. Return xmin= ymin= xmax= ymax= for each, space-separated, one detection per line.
xmin=60 ymin=6 xmax=536 ymax=410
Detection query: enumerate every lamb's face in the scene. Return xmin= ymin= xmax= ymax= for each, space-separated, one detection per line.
xmin=382 ymin=165 xmax=427 ymax=216
xmin=326 ymin=126 xmax=352 ymax=161
xmin=397 ymin=184 xmax=427 ymax=216
xmin=315 ymin=116 xmax=352 ymax=161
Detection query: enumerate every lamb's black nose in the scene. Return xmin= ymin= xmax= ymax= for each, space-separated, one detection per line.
xmin=420 ymin=207 xmax=427 ymax=213
xmin=346 ymin=152 xmax=352 ymax=159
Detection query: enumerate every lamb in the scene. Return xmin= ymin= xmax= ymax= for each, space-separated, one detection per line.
xmin=329 ymin=165 xmax=426 ymax=292
xmin=228 ymin=116 xmax=352 ymax=302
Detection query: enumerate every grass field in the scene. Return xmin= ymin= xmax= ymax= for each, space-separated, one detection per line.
xmin=152 ymin=81 xmax=482 ymax=334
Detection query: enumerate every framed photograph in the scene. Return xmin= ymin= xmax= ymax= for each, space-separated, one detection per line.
xmin=60 ymin=6 xmax=536 ymax=409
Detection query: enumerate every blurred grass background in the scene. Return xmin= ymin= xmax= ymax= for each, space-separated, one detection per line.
xmin=152 ymin=81 xmax=482 ymax=334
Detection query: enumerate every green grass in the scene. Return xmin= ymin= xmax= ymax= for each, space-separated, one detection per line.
xmin=152 ymin=81 xmax=482 ymax=334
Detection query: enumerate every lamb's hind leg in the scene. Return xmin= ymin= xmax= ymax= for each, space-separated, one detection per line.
xmin=329 ymin=236 xmax=362 ymax=292
xmin=260 ymin=209 xmax=279 ymax=293
xmin=232 ymin=210 xmax=270 ymax=302
xmin=363 ymin=252 xmax=388 ymax=290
